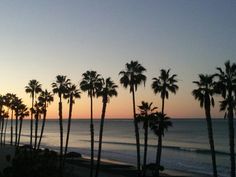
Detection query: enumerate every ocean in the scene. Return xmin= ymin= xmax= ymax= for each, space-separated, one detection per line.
xmin=3 ymin=118 xmax=234 ymax=177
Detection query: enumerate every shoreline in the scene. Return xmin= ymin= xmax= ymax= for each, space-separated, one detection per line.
xmin=0 ymin=144 xmax=212 ymax=177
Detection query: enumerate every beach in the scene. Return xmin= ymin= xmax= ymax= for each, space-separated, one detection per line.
xmin=0 ymin=145 xmax=211 ymax=177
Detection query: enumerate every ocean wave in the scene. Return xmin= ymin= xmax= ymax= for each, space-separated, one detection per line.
xmin=81 ymin=139 xmax=229 ymax=156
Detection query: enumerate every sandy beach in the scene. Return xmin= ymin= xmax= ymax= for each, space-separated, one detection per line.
xmin=0 ymin=145 xmax=211 ymax=177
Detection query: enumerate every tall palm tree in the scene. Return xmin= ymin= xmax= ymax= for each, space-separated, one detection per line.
xmin=0 ymin=95 xmax=5 ymax=146
xmin=80 ymin=70 xmax=102 ymax=177
xmin=9 ymin=94 xmax=17 ymax=145
xmin=192 ymin=74 xmax=218 ymax=177
xmin=151 ymin=69 xmax=178 ymax=176
xmin=119 ymin=60 xmax=146 ymax=176
xmin=136 ymin=101 xmax=157 ymax=177
xmin=17 ymin=104 xmax=29 ymax=146
xmin=37 ymin=90 xmax=54 ymax=149
xmin=3 ymin=93 xmax=13 ymax=145
xmin=95 ymin=77 xmax=118 ymax=177
xmin=63 ymin=84 xmax=81 ymax=162
xmin=215 ymin=61 xmax=236 ymax=177
xmin=25 ymin=79 xmax=42 ymax=147
xmin=52 ymin=75 xmax=70 ymax=172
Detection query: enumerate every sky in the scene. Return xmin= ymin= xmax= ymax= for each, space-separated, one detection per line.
xmin=0 ymin=0 xmax=235 ymax=119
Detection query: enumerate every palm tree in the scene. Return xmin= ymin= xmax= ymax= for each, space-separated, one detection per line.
xmin=11 ymin=97 xmax=22 ymax=146
xmin=95 ymin=77 xmax=118 ymax=177
xmin=119 ymin=60 xmax=146 ymax=176
xmin=34 ymin=101 xmax=43 ymax=149
xmin=17 ymin=104 xmax=29 ymax=146
xmin=9 ymin=94 xmax=17 ymax=145
xmin=37 ymin=90 xmax=54 ymax=149
xmin=3 ymin=93 xmax=13 ymax=145
xmin=192 ymin=74 xmax=218 ymax=177
xmin=80 ymin=70 xmax=102 ymax=177
xmin=63 ymin=84 xmax=81 ymax=163
xmin=52 ymin=75 xmax=70 ymax=172
xmin=149 ymin=112 xmax=172 ymax=175
xmin=0 ymin=95 xmax=5 ymax=146
xmin=151 ymin=69 xmax=178 ymax=176
xmin=25 ymin=79 xmax=42 ymax=147
xmin=136 ymin=101 xmax=157 ymax=177
xmin=215 ymin=61 xmax=236 ymax=177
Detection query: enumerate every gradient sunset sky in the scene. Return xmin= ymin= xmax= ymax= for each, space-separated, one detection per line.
xmin=0 ymin=0 xmax=235 ymax=119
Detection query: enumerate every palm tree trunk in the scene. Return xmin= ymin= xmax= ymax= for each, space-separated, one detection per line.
xmin=64 ymin=95 xmax=73 ymax=166
xmin=37 ymin=107 xmax=47 ymax=150
xmin=10 ymin=110 xmax=13 ymax=145
xmin=143 ymin=123 xmax=148 ymax=177
xmin=90 ymin=95 xmax=94 ymax=177
xmin=15 ymin=112 xmax=18 ymax=146
xmin=17 ymin=118 xmax=23 ymax=146
xmin=132 ymin=87 xmax=141 ymax=176
xmin=3 ymin=116 xmax=9 ymax=145
xmin=34 ymin=113 xmax=39 ymax=149
xmin=59 ymin=98 xmax=64 ymax=175
xmin=228 ymin=105 xmax=235 ymax=177
xmin=95 ymin=99 xmax=107 ymax=177
xmin=156 ymin=97 xmax=165 ymax=177
xmin=30 ymin=97 xmax=34 ymax=148
xmin=205 ymin=104 xmax=217 ymax=177
xmin=156 ymin=133 xmax=162 ymax=177
xmin=0 ymin=117 xmax=4 ymax=146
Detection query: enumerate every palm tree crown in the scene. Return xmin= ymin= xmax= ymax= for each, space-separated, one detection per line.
xmin=25 ymin=80 xmax=42 ymax=99
xmin=97 ymin=77 xmax=118 ymax=103
xmin=192 ymin=74 xmax=215 ymax=108
xmin=152 ymin=69 xmax=178 ymax=101
xmin=80 ymin=70 xmax=102 ymax=97
xmin=119 ymin=60 xmax=146 ymax=92
xmin=52 ymin=75 xmax=70 ymax=98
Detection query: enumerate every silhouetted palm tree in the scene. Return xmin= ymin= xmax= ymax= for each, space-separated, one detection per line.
xmin=37 ymin=90 xmax=54 ymax=149
xmin=63 ymin=84 xmax=81 ymax=163
xmin=136 ymin=101 xmax=157 ymax=177
xmin=0 ymin=95 xmax=5 ymax=146
xmin=34 ymin=101 xmax=43 ymax=149
xmin=215 ymin=61 xmax=236 ymax=177
xmin=52 ymin=75 xmax=70 ymax=173
xmin=95 ymin=77 xmax=118 ymax=177
xmin=151 ymin=69 xmax=178 ymax=177
xmin=2 ymin=93 xmax=12 ymax=145
xmin=17 ymin=104 xmax=29 ymax=146
xmin=9 ymin=94 xmax=17 ymax=145
xmin=25 ymin=80 xmax=42 ymax=147
xmin=192 ymin=74 xmax=218 ymax=177
xmin=11 ymin=97 xmax=23 ymax=146
xmin=119 ymin=60 xmax=146 ymax=176
xmin=80 ymin=70 xmax=102 ymax=177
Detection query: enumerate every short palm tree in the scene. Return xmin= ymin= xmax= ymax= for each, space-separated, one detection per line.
xmin=95 ymin=77 xmax=118 ymax=177
xmin=215 ymin=60 xmax=236 ymax=177
xmin=119 ymin=60 xmax=146 ymax=176
xmin=192 ymin=74 xmax=218 ymax=177
xmin=11 ymin=97 xmax=23 ymax=146
xmin=37 ymin=90 xmax=54 ymax=149
xmin=17 ymin=104 xmax=29 ymax=146
xmin=151 ymin=69 xmax=178 ymax=177
xmin=52 ymin=75 xmax=70 ymax=172
xmin=63 ymin=84 xmax=81 ymax=162
xmin=80 ymin=70 xmax=102 ymax=177
xmin=25 ymin=79 xmax=42 ymax=147
xmin=34 ymin=101 xmax=43 ymax=149
xmin=136 ymin=101 xmax=157 ymax=177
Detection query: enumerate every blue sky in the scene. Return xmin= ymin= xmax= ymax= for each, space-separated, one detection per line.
xmin=0 ymin=0 xmax=235 ymax=118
